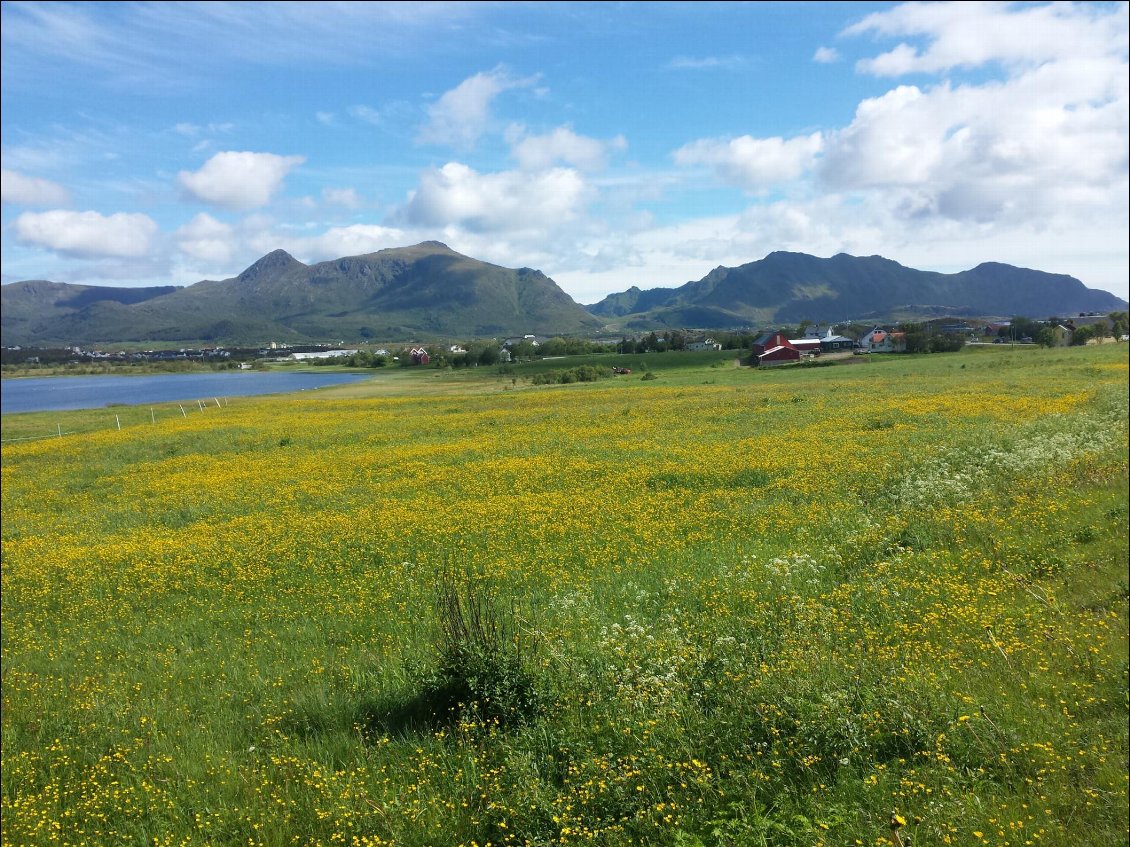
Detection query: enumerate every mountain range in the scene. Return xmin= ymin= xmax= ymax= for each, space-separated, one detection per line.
xmin=586 ymin=251 xmax=1127 ymax=328
xmin=2 ymin=242 xmax=1125 ymax=347
xmin=1 ymin=242 xmax=601 ymax=347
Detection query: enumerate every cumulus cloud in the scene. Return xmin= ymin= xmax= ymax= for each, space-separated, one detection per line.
xmin=283 ymin=224 xmax=406 ymax=260
xmin=397 ymin=161 xmax=590 ymax=233
xmin=178 ymin=151 xmax=305 ymax=211
xmin=1 ymin=169 xmax=71 ymax=206
xmin=175 ymin=213 xmax=235 ymax=264
xmin=15 ymin=209 xmax=157 ymax=258
xmin=818 ymin=63 xmax=1128 ymax=226
xmin=813 ymin=46 xmax=840 ymax=64
xmin=845 ymin=1 xmax=1129 ymax=76
xmin=507 ymin=125 xmax=627 ymax=172
xmin=673 ymin=133 xmax=824 ymax=192
xmin=417 ymin=66 xmax=539 ymax=149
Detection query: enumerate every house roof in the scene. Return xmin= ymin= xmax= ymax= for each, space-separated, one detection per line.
xmin=760 ymin=345 xmax=800 ymax=357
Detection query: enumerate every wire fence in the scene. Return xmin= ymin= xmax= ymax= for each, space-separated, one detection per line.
xmin=1 ymin=397 xmax=231 ymax=444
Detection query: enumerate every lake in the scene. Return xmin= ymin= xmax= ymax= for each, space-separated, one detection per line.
xmin=1 ymin=371 xmax=371 ymax=414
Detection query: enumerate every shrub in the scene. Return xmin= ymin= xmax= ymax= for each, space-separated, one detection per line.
xmin=531 ymin=365 xmax=613 ymax=385
xmin=415 ymin=569 xmax=543 ymax=729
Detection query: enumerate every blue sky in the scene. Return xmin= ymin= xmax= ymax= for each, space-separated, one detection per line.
xmin=2 ymin=1 xmax=1127 ymax=304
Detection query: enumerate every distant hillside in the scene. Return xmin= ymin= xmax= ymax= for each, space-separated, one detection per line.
xmin=1 ymin=242 xmax=602 ymax=346
xmin=4 ymin=246 xmax=1125 ymax=347
xmin=585 ymin=252 xmax=1128 ymax=329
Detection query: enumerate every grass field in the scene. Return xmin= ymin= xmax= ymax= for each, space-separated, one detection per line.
xmin=2 ymin=344 xmax=1127 ymax=846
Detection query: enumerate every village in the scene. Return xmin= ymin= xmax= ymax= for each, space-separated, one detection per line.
xmin=2 ymin=312 xmax=1125 ymax=373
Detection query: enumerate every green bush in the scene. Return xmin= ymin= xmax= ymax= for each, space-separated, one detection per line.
xmin=531 ymin=365 xmax=613 ymax=385
xmin=416 ymin=570 xmax=543 ymax=729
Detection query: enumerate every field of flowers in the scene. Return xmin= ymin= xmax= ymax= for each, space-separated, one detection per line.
xmin=2 ymin=345 xmax=1127 ymax=847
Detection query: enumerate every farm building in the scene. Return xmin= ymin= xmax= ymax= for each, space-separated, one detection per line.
xmin=860 ymin=327 xmax=907 ymax=353
xmin=752 ymin=331 xmax=792 ymax=357
xmin=758 ymin=344 xmax=802 ymax=366
xmin=806 ymin=326 xmax=855 ymax=352
xmin=789 ymin=336 xmax=822 ymax=354
xmin=689 ymin=336 xmax=723 ymax=351
xmin=757 ymin=326 xmax=857 ymax=356
xmin=290 ymin=349 xmax=359 ymax=361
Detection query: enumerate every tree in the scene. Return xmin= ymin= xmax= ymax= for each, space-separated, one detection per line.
xmin=508 ymin=340 xmax=537 ymax=360
xmin=1071 ymin=324 xmax=1098 ymax=346
xmin=1000 ymin=316 xmax=1040 ymax=342
xmin=901 ymin=323 xmax=931 ymax=353
xmin=1108 ymin=311 xmax=1128 ymax=338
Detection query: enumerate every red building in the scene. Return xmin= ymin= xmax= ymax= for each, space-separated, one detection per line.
xmin=752 ymin=331 xmax=792 ymax=356
xmin=758 ymin=344 xmax=802 ymax=366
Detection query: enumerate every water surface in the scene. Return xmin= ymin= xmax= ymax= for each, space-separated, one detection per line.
xmin=1 ymin=371 xmax=370 ymax=414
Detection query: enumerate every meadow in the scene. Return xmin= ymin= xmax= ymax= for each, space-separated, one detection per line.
xmin=2 ymin=344 xmax=1127 ymax=847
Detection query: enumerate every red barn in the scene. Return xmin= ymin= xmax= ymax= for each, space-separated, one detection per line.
xmin=788 ymin=337 xmax=822 ymax=353
xmin=758 ymin=344 xmax=802 ymax=366
xmin=752 ymin=331 xmax=792 ymax=356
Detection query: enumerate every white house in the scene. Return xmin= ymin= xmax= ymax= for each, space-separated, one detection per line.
xmin=688 ymin=337 xmax=722 ymax=351
xmin=859 ymin=327 xmax=906 ymax=353
xmin=290 ymin=349 xmax=358 ymax=360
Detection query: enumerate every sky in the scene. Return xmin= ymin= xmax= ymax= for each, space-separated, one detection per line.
xmin=2 ymin=1 xmax=1127 ymax=305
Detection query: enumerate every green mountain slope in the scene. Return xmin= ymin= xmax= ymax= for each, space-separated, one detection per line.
xmin=586 ymin=252 xmax=1128 ymax=328
xmin=1 ymin=242 xmax=602 ymax=346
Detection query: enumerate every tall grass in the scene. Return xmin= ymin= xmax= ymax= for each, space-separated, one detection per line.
xmin=2 ymin=344 xmax=1127 ymax=846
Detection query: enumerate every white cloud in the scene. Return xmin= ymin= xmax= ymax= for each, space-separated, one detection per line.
xmin=507 ymin=125 xmax=627 ymax=172
xmin=813 ymin=46 xmax=840 ymax=64
xmin=417 ymin=66 xmax=539 ymax=149
xmin=673 ymin=133 xmax=824 ymax=192
xmin=818 ymin=64 xmax=1128 ymax=227
xmin=845 ymin=1 xmax=1129 ymax=76
xmin=175 ymin=213 xmax=235 ymax=264
xmin=348 ymin=105 xmax=383 ymax=126
xmin=668 ymin=55 xmax=746 ymax=70
xmin=173 ymin=121 xmax=234 ymax=137
xmin=398 ymin=161 xmax=590 ymax=233
xmin=283 ymin=224 xmax=407 ymax=260
xmin=15 ymin=209 xmax=157 ymax=258
xmin=1 ymin=169 xmax=71 ymax=206
xmin=322 ymin=187 xmax=362 ymax=209
xmin=550 ymin=185 xmax=1130 ymax=305
xmin=178 ymin=151 xmax=305 ymax=211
